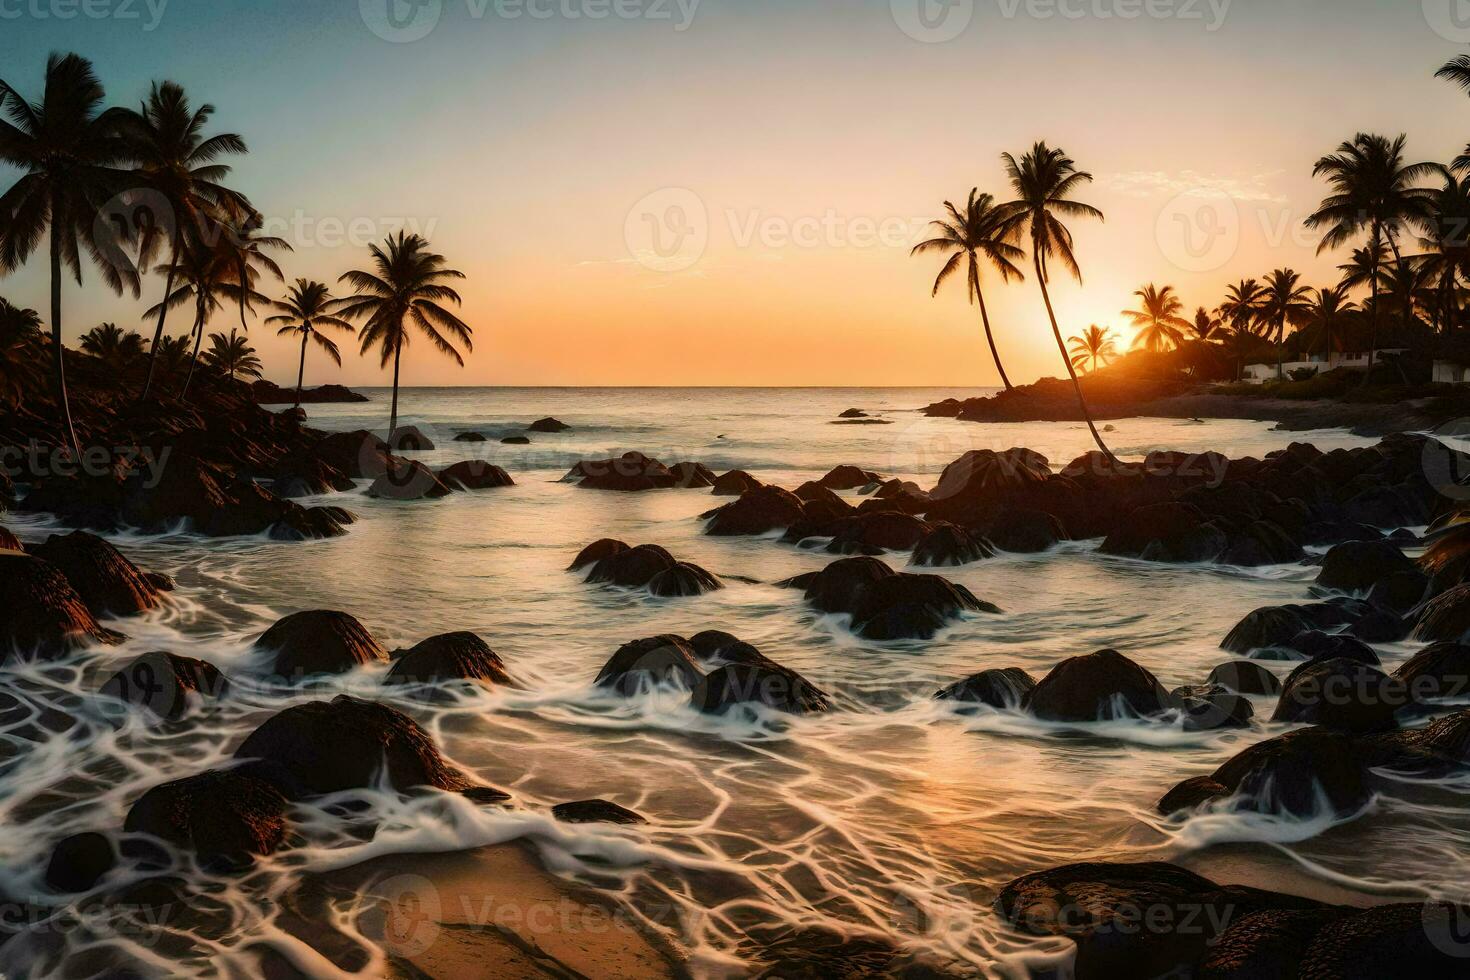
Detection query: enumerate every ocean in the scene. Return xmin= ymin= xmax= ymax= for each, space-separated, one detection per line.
xmin=0 ymin=386 xmax=1451 ymax=977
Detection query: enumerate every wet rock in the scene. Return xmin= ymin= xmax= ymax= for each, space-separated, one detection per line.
xmin=568 ymin=539 xmax=629 ymax=571
xmin=912 ymin=523 xmax=996 ymax=568
xmin=585 ymin=544 xmax=676 ymax=588
xmin=666 ymin=462 xmax=714 ymax=489
xmin=1207 ymin=661 xmax=1283 ymax=696
xmin=101 ymin=652 xmax=229 ymax=720
xmin=256 ymin=610 xmax=388 ymax=679
xmin=924 ymin=448 xmax=1052 ymax=526
xmin=45 ymin=832 xmax=116 ymax=893
xmin=1317 ymin=539 xmax=1418 ymax=594
xmin=0 ymin=525 xmax=19 ymax=551
xmin=501 ymin=435 xmax=530 ymax=445
xmin=568 ymin=452 xmax=677 ymax=492
xmin=1413 ymin=584 xmax=1470 ymax=643
xmin=1348 ymin=609 xmax=1408 ymax=642
xmin=124 ymin=768 xmax=289 ymax=868
xmin=818 ymin=465 xmax=882 ymax=491
xmin=528 ymin=417 xmax=570 ymax=433
xmin=828 ymin=511 xmax=932 ymax=554
xmin=1219 ymin=520 xmax=1304 ymax=567
xmin=0 ymin=552 xmax=122 ymax=660
xmin=1100 ymin=502 xmax=1226 ymax=563
xmin=935 ymin=667 xmax=1037 ymax=708
xmin=1180 ymin=689 xmax=1255 ymax=731
xmin=647 ymin=562 xmax=724 ymax=597
xmin=269 ymin=454 xmax=354 ymax=498
xmin=1279 ymin=630 xmax=1380 ymax=666
xmin=793 ymin=481 xmax=845 ymax=507
xmin=706 ymin=485 xmax=807 ymax=536
xmin=386 ymin=632 xmax=510 ymax=687
xmin=846 ymin=568 xmax=997 ymax=641
xmin=838 ymin=408 xmax=867 ymax=419
xmin=453 ymin=432 xmax=486 ymax=442
xmin=594 ymin=636 xmax=703 ymax=695
xmin=1292 ymin=902 xmax=1470 ymax=978
xmin=29 ymin=530 xmax=167 ymax=618
xmin=687 ymin=631 xmax=743 ymax=662
xmin=986 ymin=509 xmax=1065 ymax=553
xmin=1024 ymin=649 xmax=1180 ymax=723
xmin=437 ymin=460 xmax=514 ymax=491
xmin=1272 ymin=658 xmax=1407 ymax=733
xmin=1365 ymin=570 xmax=1429 ymax=616
xmin=311 ymin=429 xmax=395 ymax=479
xmin=1394 ymin=642 xmax=1470 ymax=702
xmin=1160 ymin=728 xmax=1373 ymax=818
xmin=1221 ymin=606 xmax=1313 ymax=655
xmin=387 ymin=425 xmax=434 ymax=451
xmin=233 ymin=695 xmax=470 ymax=796
xmin=691 ymin=662 xmax=832 ymax=715
xmin=552 ymin=800 xmax=647 ymax=825
xmin=712 ymin=470 xmax=762 ymax=496
xmin=1419 ymin=523 xmax=1470 ymax=595
xmin=366 ymin=460 xmax=456 ymax=500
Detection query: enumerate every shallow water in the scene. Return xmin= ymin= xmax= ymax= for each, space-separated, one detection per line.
xmin=2 ymin=386 xmax=1465 ymax=977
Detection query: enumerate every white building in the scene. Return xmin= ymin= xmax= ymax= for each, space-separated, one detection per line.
xmin=1241 ymin=349 xmax=1409 ymax=384
xmin=1433 ymin=359 xmax=1470 ymax=384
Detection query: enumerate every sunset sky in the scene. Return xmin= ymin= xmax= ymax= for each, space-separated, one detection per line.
xmin=4 ymin=0 xmax=1470 ymax=387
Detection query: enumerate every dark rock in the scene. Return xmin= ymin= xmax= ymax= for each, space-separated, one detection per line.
xmin=687 ymin=631 xmax=743 ymax=662
xmin=1024 ymin=649 xmax=1180 ymax=722
xmin=1394 ymin=642 xmax=1470 ymax=702
xmin=1221 ymin=606 xmax=1313 ymax=655
xmin=1207 ymin=661 xmax=1283 ymax=696
xmin=924 ymin=448 xmax=1052 ymax=526
xmin=711 ymin=470 xmax=762 ymax=496
xmin=552 ymin=800 xmax=647 ymax=825
xmin=386 ymin=632 xmax=510 ymax=687
xmin=912 ymin=523 xmax=996 ymax=567
xmin=29 ymin=530 xmax=166 ymax=617
xmin=1348 ymin=609 xmax=1408 ymax=642
xmin=1181 ymin=690 xmax=1255 ymax=731
xmin=568 ymin=452 xmax=677 ymax=492
xmin=387 ymin=425 xmax=434 ymax=451
xmin=1317 ymin=539 xmax=1418 ymax=593
xmin=45 ymin=832 xmax=116 ymax=893
xmin=1293 ymin=902 xmax=1470 ymax=977
xmin=1101 ymin=502 xmax=1226 ymax=563
xmin=828 ymin=511 xmax=932 ymax=553
xmin=793 ymin=481 xmax=845 ymax=507
xmin=1272 ymin=658 xmax=1407 ymax=732
xmin=1280 ymin=631 xmax=1380 ymax=666
xmin=647 ymin=562 xmax=724 ymax=597
xmin=453 ymin=432 xmax=486 ymax=442
xmin=124 ymin=768 xmax=289 ymax=868
xmin=850 ymin=571 xmax=996 ymax=640
xmin=818 ymin=465 xmax=882 ymax=491
xmin=691 ymin=662 xmax=832 ymax=715
xmin=233 ymin=695 xmax=470 ymax=796
xmin=501 ymin=436 xmax=531 ymax=445
xmin=585 ymin=544 xmax=676 ymax=588
xmin=986 ymin=509 xmax=1065 ymax=553
xmin=1365 ymin=570 xmax=1429 ymax=616
xmin=1413 ymin=584 xmax=1470 ymax=643
xmin=594 ymin=636 xmax=702 ymax=695
xmin=706 ymin=485 xmax=807 ymax=536
xmin=311 ymin=429 xmax=395 ymax=479
xmin=1163 ymin=728 xmax=1373 ymax=817
xmin=838 ymin=409 xmax=867 ymax=419
xmin=795 ymin=556 xmax=894 ymax=614
xmin=528 ymin=417 xmax=570 ymax=433
xmin=269 ymin=454 xmax=354 ymax=498
xmin=256 ymin=610 xmax=388 ymax=679
xmin=670 ymin=461 xmax=716 ymax=489
xmin=1220 ymin=521 xmax=1304 ymax=567
xmin=0 ymin=552 xmax=122 ymax=660
xmin=1200 ymin=907 xmax=1350 ymax=978
xmin=366 ymin=460 xmax=455 ymax=500
xmin=936 ymin=668 xmax=1037 ymax=708
xmin=0 ymin=525 xmax=19 ymax=551
xmin=101 ymin=652 xmax=228 ymax=719
xmin=438 ymin=460 xmax=514 ymax=491
xmin=569 ymin=539 xmax=629 ymax=571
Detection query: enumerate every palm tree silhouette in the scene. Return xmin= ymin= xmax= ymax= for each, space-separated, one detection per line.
xmin=1001 ymin=142 xmax=1111 ymax=460
xmin=80 ymin=322 xmax=145 ymax=363
xmin=0 ymin=298 xmax=42 ymax=408
xmin=912 ymin=189 xmax=1025 ymax=390
xmin=0 ymin=53 xmax=140 ymax=457
xmin=1303 ymin=286 xmax=1357 ymax=361
xmin=1189 ymin=307 xmax=1224 ymax=344
xmin=1122 ymin=284 xmax=1190 ymax=353
xmin=1218 ymin=279 xmax=1267 ymax=381
xmin=1259 ymin=269 xmax=1314 ymax=379
xmin=1067 ymin=325 xmax=1116 ymax=374
xmin=121 ymin=81 xmax=250 ymax=404
xmin=267 ymin=279 xmax=356 ymax=409
xmin=337 ymin=231 xmax=472 ymax=442
xmin=204 ymin=328 xmax=262 ymax=381
xmin=1306 ymin=134 xmax=1440 ymax=375
xmin=1417 ymin=173 xmax=1470 ymax=333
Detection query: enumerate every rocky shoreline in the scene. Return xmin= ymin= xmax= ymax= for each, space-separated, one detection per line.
xmin=250 ymin=380 xmax=369 ymax=405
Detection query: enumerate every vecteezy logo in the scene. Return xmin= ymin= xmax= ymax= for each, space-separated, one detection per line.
xmin=375 ymin=874 xmax=442 ymax=956
xmin=891 ymin=0 xmax=974 ymax=42
xmin=625 ymin=188 xmax=708 ymax=273
xmin=1424 ymin=901 xmax=1470 ymax=958
xmin=1424 ymin=0 xmax=1470 ymax=42
xmin=1155 ymin=188 xmax=1240 ymax=273
xmin=360 ymin=0 xmax=442 ymax=42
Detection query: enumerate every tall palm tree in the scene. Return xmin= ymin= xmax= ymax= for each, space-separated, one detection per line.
xmin=336 ymin=232 xmax=473 ymax=441
xmin=0 ymin=53 xmax=140 ymax=457
xmin=121 ymin=80 xmax=250 ymax=403
xmin=1303 ymin=286 xmax=1357 ymax=362
xmin=1306 ymin=134 xmax=1440 ymax=374
xmin=1068 ymin=325 xmax=1116 ymax=374
xmin=1219 ymin=279 xmax=1267 ymax=336
xmin=912 ymin=189 xmax=1026 ymax=390
xmin=1001 ymin=142 xmax=1111 ymax=460
xmin=1122 ymin=283 xmax=1191 ymax=353
xmin=153 ymin=334 xmax=192 ymax=378
xmin=1188 ymin=307 xmax=1224 ymax=344
xmin=1259 ymin=269 xmax=1314 ymax=378
xmin=266 ymin=279 xmax=356 ymax=410
xmin=204 ymin=328 xmax=262 ymax=381
xmin=79 ymin=322 xmax=145 ymax=363
xmin=1418 ymin=174 xmax=1470 ymax=334
xmin=0 ymin=297 xmax=41 ymax=408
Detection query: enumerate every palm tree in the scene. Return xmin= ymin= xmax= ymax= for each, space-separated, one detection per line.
xmin=1001 ymin=142 xmax=1111 ymax=460
xmin=1437 ymin=55 xmax=1470 ymax=94
xmin=336 ymin=231 xmax=472 ymax=441
xmin=912 ymin=189 xmax=1026 ymax=390
xmin=1122 ymin=283 xmax=1191 ymax=353
xmin=1068 ymin=325 xmax=1117 ymax=374
xmin=0 ymin=53 xmax=140 ymax=457
xmin=1306 ymin=134 xmax=1440 ymax=374
xmin=1188 ymin=307 xmax=1224 ymax=344
xmin=266 ymin=279 xmax=355 ymax=410
xmin=1259 ymin=269 xmax=1314 ymax=378
xmin=204 ymin=328 xmax=262 ymax=381
xmin=79 ymin=322 xmax=145 ymax=363
xmin=1418 ymin=174 xmax=1470 ymax=334
xmin=0 ymin=298 xmax=41 ymax=408
xmin=1217 ymin=280 xmax=1267 ymax=382
xmin=1303 ymin=286 xmax=1357 ymax=362
xmin=153 ymin=334 xmax=192 ymax=378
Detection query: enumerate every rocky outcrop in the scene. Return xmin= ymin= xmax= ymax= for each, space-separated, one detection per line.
xmin=935 ymin=667 xmax=1037 ymax=708
xmin=268 ymin=453 xmax=355 ymax=499
xmin=1160 ymin=727 xmax=1375 ymax=818
xmin=252 ymin=381 xmax=367 ymax=404
xmin=1394 ymin=642 xmax=1470 ymax=702
xmin=29 ymin=530 xmax=170 ymax=617
xmin=1100 ymin=502 xmax=1227 ymax=563
xmin=1413 ymin=584 xmax=1470 ymax=643
xmin=101 ymin=652 xmax=228 ymax=720
xmin=594 ymin=636 xmax=703 ymax=695
xmin=1024 ymin=650 xmax=1180 ymax=723
xmin=986 ymin=509 xmax=1065 ymax=553
xmin=923 ymin=448 xmax=1052 ymax=527
xmin=647 ymin=562 xmax=724 ymax=598
xmin=1270 ymin=658 xmax=1408 ymax=732
xmin=233 ymin=695 xmax=470 ymax=796
xmin=691 ymin=662 xmax=832 ymax=715
xmin=438 ymin=460 xmax=514 ymax=491
xmin=712 ymin=470 xmax=762 ymax=496
xmin=817 ymin=465 xmax=882 ymax=490
xmin=569 ymin=539 xmax=629 ymax=571
xmin=387 ymin=425 xmax=434 ymax=451
xmin=528 ymin=417 xmax=570 ymax=433
xmin=313 ymin=429 xmax=396 ymax=480
xmin=1317 ymin=539 xmax=1418 ymax=593
xmin=255 ymin=610 xmax=388 ymax=678
xmin=706 ymin=485 xmax=807 ymax=536
xmin=124 ymin=768 xmax=289 ymax=868
xmin=366 ymin=460 xmax=456 ymax=500
xmin=0 ymin=552 xmax=122 ymax=660
xmin=386 ymin=632 xmax=511 ymax=687
xmin=563 ymin=452 xmax=711 ymax=492
xmin=912 ymin=523 xmax=996 ymax=567
xmin=1207 ymin=660 xmax=1283 ymax=696
xmin=780 ymin=557 xmax=998 ymax=640
xmin=0 ymin=525 xmax=19 ymax=551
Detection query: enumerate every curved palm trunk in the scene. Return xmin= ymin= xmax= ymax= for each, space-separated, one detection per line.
xmin=388 ymin=341 xmax=402 ymax=443
xmin=1275 ymin=316 xmax=1286 ymax=380
xmin=50 ymin=218 xmax=82 ymax=459
xmin=1364 ymin=223 xmax=1383 ymax=385
xmin=139 ymin=246 xmax=177 ymax=403
xmin=1033 ymin=251 xmax=1114 ymax=462
xmin=294 ymin=331 xmax=309 ymax=411
xmin=181 ymin=299 xmax=206 ymax=400
xmin=971 ymin=264 xmax=1013 ymax=390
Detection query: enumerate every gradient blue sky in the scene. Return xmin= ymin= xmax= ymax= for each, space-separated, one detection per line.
xmin=3 ymin=0 xmax=1469 ymax=386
